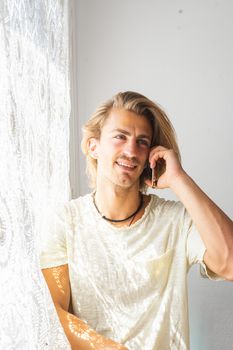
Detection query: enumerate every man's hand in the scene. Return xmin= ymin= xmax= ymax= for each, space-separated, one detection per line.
xmin=82 ymin=329 xmax=128 ymax=350
xmin=144 ymin=145 xmax=185 ymax=189
xmin=100 ymin=338 xmax=128 ymax=350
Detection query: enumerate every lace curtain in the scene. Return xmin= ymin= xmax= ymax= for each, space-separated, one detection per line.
xmin=0 ymin=1 xmax=71 ymax=348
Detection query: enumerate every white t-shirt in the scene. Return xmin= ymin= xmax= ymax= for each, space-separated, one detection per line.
xmin=40 ymin=193 xmax=223 ymax=350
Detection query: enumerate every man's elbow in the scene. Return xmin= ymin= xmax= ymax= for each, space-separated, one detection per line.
xmin=219 ymin=253 xmax=233 ymax=281
xmin=208 ymin=250 xmax=233 ymax=281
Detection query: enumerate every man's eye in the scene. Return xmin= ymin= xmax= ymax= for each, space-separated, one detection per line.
xmin=115 ymin=134 xmax=125 ymax=139
xmin=137 ymin=139 xmax=149 ymax=147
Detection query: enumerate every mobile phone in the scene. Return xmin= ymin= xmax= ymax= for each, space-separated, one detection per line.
xmin=144 ymin=159 xmax=165 ymax=187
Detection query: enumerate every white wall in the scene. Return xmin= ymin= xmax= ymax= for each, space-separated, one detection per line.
xmin=72 ymin=1 xmax=233 ymax=349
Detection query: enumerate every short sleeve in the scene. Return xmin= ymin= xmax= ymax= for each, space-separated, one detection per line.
xmin=184 ymin=209 xmax=225 ymax=281
xmin=39 ymin=203 xmax=71 ymax=269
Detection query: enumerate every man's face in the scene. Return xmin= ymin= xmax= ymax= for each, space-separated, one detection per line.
xmin=91 ymin=108 xmax=153 ymax=189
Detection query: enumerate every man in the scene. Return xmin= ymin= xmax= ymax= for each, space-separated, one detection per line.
xmin=41 ymin=91 xmax=233 ymax=350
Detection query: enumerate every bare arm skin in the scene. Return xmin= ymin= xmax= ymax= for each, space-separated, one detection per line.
xmin=147 ymin=146 xmax=233 ymax=281
xmin=170 ymin=172 xmax=233 ymax=281
xmin=42 ymin=265 xmax=128 ymax=350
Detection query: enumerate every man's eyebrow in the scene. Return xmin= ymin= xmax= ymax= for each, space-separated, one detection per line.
xmin=111 ymin=128 xmax=151 ymax=140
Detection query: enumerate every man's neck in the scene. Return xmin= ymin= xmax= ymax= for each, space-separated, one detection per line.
xmin=95 ymin=182 xmax=141 ymax=222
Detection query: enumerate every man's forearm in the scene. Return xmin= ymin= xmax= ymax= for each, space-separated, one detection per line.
xmin=170 ymin=172 xmax=233 ymax=278
xmin=55 ymin=305 xmax=128 ymax=350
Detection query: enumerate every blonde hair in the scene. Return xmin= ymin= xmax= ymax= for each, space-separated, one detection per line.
xmin=81 ymin=91 xmax=181 ymax=189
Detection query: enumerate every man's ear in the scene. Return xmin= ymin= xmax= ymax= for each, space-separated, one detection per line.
xmin=88 ymin=138 xmax=99 ymax=159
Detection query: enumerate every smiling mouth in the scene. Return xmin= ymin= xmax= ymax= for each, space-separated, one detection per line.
xmin=116 ymin=161 xmax=137 ymax=170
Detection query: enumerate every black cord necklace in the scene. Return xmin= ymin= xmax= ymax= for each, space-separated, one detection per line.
xmin=93 ymin=193 xmax=144 ymax=223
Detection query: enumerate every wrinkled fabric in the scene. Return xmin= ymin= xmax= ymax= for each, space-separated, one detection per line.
xmin=40 ymin=193 xmax=222 ymax=350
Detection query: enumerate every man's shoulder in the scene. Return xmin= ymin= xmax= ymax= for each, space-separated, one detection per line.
xmin=51 ymin=193 xmax=92 ymax=217
xmin=50 ymin=193 xmax=93 ymax=227
xmin=65 ymin=193 xmax=92 ymax=208
xmin=65 ymin=192 xmax=93 ymax=216
xmin=149 ymin=193 xmax=184 ymax=215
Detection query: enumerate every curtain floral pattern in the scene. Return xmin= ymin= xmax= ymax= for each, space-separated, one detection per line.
xmin=0 ymin=1 xmax=71 ymax=348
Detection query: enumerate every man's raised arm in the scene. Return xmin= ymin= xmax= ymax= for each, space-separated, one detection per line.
xmin=147 ymin=146 xmax=233 ymax=281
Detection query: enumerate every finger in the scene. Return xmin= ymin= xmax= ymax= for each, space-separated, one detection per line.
xmin=149 ymin=146 xmax=167 ymax=159
xmin=144 ymin=178 xmax=152 ymax=187
xmin=149 ymin=150 xmax=167 ymax=168
xmin=144 ymin=178 xmax=157 ymax=189
xmin=150 ymin=145 xmax=168 ymax=152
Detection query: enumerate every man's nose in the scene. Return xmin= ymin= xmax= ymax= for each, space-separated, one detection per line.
xmin=123 ymin=140 xmax=137 ymax=157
